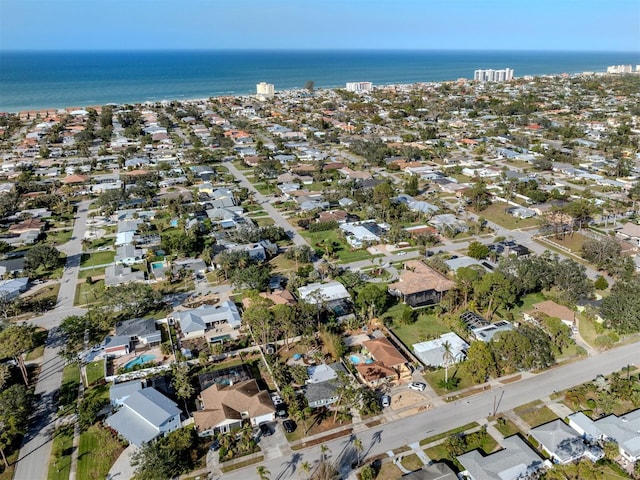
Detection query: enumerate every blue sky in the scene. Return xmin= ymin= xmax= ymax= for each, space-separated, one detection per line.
xmin=2 ymin=0 xmax=639 ymax=51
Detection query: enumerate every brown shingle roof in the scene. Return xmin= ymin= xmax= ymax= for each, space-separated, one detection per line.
xmin=195 ymin=379 xmax=274 ymax=431
xmin=363 ymin=337 xmax=406 ymax=367
xmin=355 ymin=362 xmax=396 ymax=383
xmin=388 ymin=260 xmax=455 ymax=296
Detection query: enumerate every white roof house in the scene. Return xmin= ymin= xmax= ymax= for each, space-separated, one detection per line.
xmin=412 ymin=333 xmax=469 ymax=367
xmin=457 ymin=435 xmax=547 ymax=480
xmin=569 ymin=410 xmax=640 ymax=462
xmin=169 ymin=300 xmax=241 ymax=338
xmin=105 ymin=387 xmax=181 ymax=446
xmin=298 ymin=281 xmax=351 ymax=304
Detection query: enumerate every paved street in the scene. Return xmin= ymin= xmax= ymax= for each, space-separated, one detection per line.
xmin=220 ymin=341 xmax=639 ymax=480
xmin=224 ymin=161 xmax=310 ymax=248
xmin=13 ymin=200 xmax=91 ymax=480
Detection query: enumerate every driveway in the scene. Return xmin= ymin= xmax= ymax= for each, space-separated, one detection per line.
xmin=106 ymin=444 xmax=138 ymax=480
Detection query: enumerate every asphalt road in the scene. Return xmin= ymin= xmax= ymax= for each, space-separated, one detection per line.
xmin=221 ymin=341 xmax=640 ymax=480
xmin=13 ymin=200 xmax=91 ymax=480
xmin=225 ymin=161 xmax=310 ymax=248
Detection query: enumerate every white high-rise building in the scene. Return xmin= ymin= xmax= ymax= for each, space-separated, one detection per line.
xmin=474 ymin=68 xmax=514 ymax=82
xmin=607 ymin=65 xmax=633 ymax=74
xmin=345 ymin=81 xmax=373 ymax=93
xmin=256 ymin=82 xmax=275 ymax=99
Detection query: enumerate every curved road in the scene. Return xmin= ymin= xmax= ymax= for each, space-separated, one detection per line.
xmin=13 ymin=200 xmax=91 ymax=480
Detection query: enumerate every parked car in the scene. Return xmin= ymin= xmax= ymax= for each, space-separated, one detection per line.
xmin=209 ymin=439 xmax=220 ymax=451
xmin=396 ymin=251 xmax=407 ymax=256
xmin=381 ymin=394 xmax=391 ymax=407
xmin=283 ymin=420 xmax=297 ymax=433
xmin=408 ymin=382 xmax=426 ymax=392
xmin=259 ymin=422 xmax=273 ymax=437
xmin=276 ymin=405 xmax=288 ymax=419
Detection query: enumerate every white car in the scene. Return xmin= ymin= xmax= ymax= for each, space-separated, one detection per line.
xmin=408 ymin=382 xmax=426 ymax=392
xmin=396 ymin=251 xmax=407 ymax=256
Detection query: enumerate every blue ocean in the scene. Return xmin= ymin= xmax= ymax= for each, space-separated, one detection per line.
xmin=1 ymin=50 xmax=638 ymax=112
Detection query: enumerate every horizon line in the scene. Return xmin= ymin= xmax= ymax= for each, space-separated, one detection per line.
xmin=3 ymin=47 xmax=640 ymax=54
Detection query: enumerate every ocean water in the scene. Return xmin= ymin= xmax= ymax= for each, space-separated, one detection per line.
xmin=1 ymin=50 xmax=638 ymax=112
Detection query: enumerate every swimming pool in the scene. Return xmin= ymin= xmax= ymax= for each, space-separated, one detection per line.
xmin=151 ymin=262 xmax=164 ymax=270
xmin=124 ymin=353 xmax=156 ymax=370
xmin=350 ymin=355 xmax=374 ymax=365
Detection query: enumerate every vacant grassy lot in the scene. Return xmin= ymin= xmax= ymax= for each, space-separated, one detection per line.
xmin=80 ymin=251 xmax=115 ymax=267
xmin=514 ymin=400 xmax=558 ymax=427
xmin=419 ymin=422 xmax=479 ymax=446
xmin=77 ymin=425 xmax=125 ymax=480
xmin=540 ymin=232 xmax=588 ymax=254
xmin=475 ymin=203 xmax=541 ymax=230
xmin=74 ymin=279 xmax=106 ymax=306
xmin=388 ymin=307 xmax=450 ymax=348
xmin=85 ymin=360 xmax=105 ymax=386
xmin=48 ymin=425 xmax=74 ymax=480
xmin=300 ymin=229 xmax=373 ymax=263
xmin=46 ymin=229 xmax=74 ymax=246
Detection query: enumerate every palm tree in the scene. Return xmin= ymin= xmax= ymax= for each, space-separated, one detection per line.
xmin=353 ymin=437 xmax=364 ymax=467
xmin=256 ymin=465 xmax=271 ymax=480
xmin=300 ymin=461 xmax=312 ymax=479
xmin=442 ymin=340 xmax=454 ymax=384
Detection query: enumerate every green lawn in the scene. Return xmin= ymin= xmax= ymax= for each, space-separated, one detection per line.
xmin=300 ymin=229 xmax=373 ymax=263
xmin=423 ymin=366 xmax=477 ymax=396
xmin=514 ymin=400 xmax=558 ymax=427
xmin=87 ymin=237 xmax=114 ymax=251
xmin=255 ymin=217 xmax=275 ymax=227
xmin=74 ymin=280 xmax=106 ymax=306
xmin=475 ymin=203 xmax=541 ymax=230
xmin=419 ymin=422 xmax=479 ymax=446
xmin=495 ymin=292 xmax=546 ymax=320
xmin=59 ymin=363 xmax=80 ymax=415
xmin=399 ymin=453 xmax=424 ymax=471
xmin=77 ymin=267 xmax=106 ymax=279
xmin=48 ymin=425 xmax=74 ymax=480
xmin=493 ymin=417 xmax=521 ymax=437
xmin=77 ymin=425 xmax=125 ymax=480
xmin=423 ymin=429 xmax=498 ymax=470
xmin=388 ymin=307 xmax=450 ymax=348
xmin=25 ymin=328 xmax=48 ymax=360
xmin=45 ymin=229 xmax=74 ymax=246
xmin=80 ymin=251 xmax=115 ymax=267
xmin=85 ymin=360 xmax=105 ymax=386
xmin=541 ymin=232 xmax=588 ymax=254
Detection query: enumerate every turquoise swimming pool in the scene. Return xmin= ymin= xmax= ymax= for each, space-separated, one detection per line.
xmin=124 ymin=353 xmax=156 ymax=370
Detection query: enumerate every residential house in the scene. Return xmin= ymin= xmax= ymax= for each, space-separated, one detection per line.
xmin=339 ymin=222 xmax=381 ymax=248
xmin=457 ymin=435 xmax=546 ymax=480
xmin=115 ymin=317 xmax=162 ymax=349
xmin=109 ymin=380 xmax=144 ymax=406
xmin=168 ymin=300 xmax=242 ymax=341
xmin=0 ymin=277 xmax=29 ymax=300
xmin=355 ymin=337 xmax=411 ymax=386
xmin=400 ymin=463 xmax=457 ymax=480
xmin=297 ymin=281 xmax=352 ymax=312
xmin=0 ymin=257 xmax=25 ymax=277
xmin=569 ymin=410 xmax=640 ymax=462
xmin=530 ymin=419 xmax=604 ymax=464
xmin=429 ymin=214 xmax=469 ymax=235
xmin=616 ymin=223 xmax=640 ymax=247
xmin=412 ymin=332 xmax=469 ymax=368
xmin=104 ymin=264 xmax=145 ymax=286
xmin=193 ymin=379 xmax=275 ymax=436
xmin=105 ymin=387 xmax=182 ymax=445
xmin=115 ymin=245 xmax=146 ymax=266
xmin=305 ymin=362 xmax=349 ymax=409
xmin=526 ymin=300 xmax=575 ymax=327
xmin=388 ymin=260 xmax=456 ymax=307
xmin=8 ymin=218 xmax=46 ymax=235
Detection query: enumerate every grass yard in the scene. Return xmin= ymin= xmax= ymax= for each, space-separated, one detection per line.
xmin=300 ymin=229 xmax=373 ymax=263
xmin=46 ymin=229 xmax=74 ymax=246
xmin=475 ymin=203 xmax=541 ymax=230
xmin=24 ymin=328 xmax=48 ymax=361
xmin=87 ymin=237 xmax=114 ymax=251
xmin=399 ymin=453 xmax=424 ymax=471
xmin=48 ymin=425 xmax=74 ymax=480
xmin=0 ymin=449 xmax=19 ymax=480
xmin=59 ymin=363 xmax=80 ymax=415
xmin=77 ymin=425 xmax=125 ymax=480
xmin=254 ymin=217 xmax=275 ymax=227
xmin=423 ymin=367 xmax=477 ymax=396
xmin=577 ymin=313 xmax=603 ymax=348
xmin=514 ymin=400 xmax=558 ymax=427
xmin=375 ymin=462 xmax=403 ymax=480
xmin=423 ymin=429 xmax=499 ymax=469
xmin=74 ymin=279 xmax=106 ymax=306
xmin=80 ymin=251 xmax=115 ymax=267
xmin=77 ymin=267 xmax=106 ymax=279
xmin=85 ymin=360 xmax=105 ymax=386
xmin=495 ymin=292 xmax=546 ymax=321
xmin=493 ymin=417 xmax=521 ymax=437
xmin=388 ymin=306 xmax=450 ymax=348
xmin=541 ymin=232 xmax=588 ymax=254
xmin=419 ymin=422 xmax=479 ymax=446
xmin=269 ymin=254 xmax=306 ymax=273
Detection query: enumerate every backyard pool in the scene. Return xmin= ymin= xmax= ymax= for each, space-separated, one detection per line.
xmin=350 ymin=355 xmax=374 ymax=365
xmin=151 ymin=262 xmax=164 ymax=270
xmin=124 ymin=353 xmax=157 ymax=370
